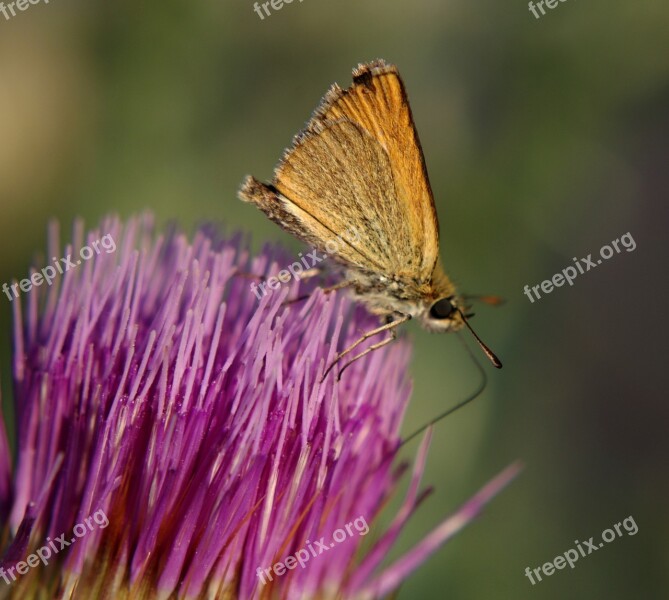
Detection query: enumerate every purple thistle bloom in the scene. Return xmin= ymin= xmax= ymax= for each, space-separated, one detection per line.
xmin=0 ymin=215 xmax=518 ymax=598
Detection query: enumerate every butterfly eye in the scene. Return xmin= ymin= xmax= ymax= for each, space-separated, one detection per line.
xmin=429 ymin=298 xmax=456 ymax=320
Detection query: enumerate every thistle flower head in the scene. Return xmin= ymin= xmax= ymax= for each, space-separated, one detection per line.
xmin=0 ymin=215 xmax=517 ymax=599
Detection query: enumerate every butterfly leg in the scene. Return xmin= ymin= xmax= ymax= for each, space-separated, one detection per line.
xmin=283 ymin=279 xmax=351 ymax=306
xmin=231 ymin=265 xmax=323 ymax=284
xmin=321 ymin=313 xmax=411 ymax=382
xmin=297 ymin=267 xmax=323 ymax=281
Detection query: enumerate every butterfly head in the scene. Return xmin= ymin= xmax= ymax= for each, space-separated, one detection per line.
xmin=421 ymin=295 xmax=467 ymax=333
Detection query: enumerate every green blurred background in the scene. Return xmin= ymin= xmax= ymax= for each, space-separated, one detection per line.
xmin=1 ymin=0 xmax=668 ymax=598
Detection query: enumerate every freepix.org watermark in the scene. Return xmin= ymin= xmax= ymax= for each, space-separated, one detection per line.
xmin=523 ymin=232 xmax=636 ymax=303
xmin=253 ymin=0 xmax=306 ymax=20
xmin=0 ymin=0 xmax=52 ymax=22
xmin=524 ymin=515 xmax=638 ymax=585
xmin=256 ymin=515 xmax=369 ymax=586
xmin=528 ymin=0 xmax=572 ymax=20
xmin=250 ymin=226 xmax=361 ymax=300
xmin=2 ymin=233 xmax=116 ymax=303
xmin=0 ymin=509 xmax=109 ymax=586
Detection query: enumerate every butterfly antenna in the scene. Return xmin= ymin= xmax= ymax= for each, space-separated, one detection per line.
xmin=457 ymin=308 xmax=502 ymax=369
xmin=400 ymin=333 xmax=488 ymax=448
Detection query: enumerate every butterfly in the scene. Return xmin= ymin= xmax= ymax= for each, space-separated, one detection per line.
xmin=239 ymin=59 xmax=501 ymax=378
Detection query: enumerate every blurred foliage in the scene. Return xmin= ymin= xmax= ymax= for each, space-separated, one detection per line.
xmin=1 ymin=0 xmax=668 ymax=598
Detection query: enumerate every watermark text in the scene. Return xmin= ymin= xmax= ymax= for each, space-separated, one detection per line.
xmin=524 ymin=515 xmax=638 ymax=585
xmin=2 ymin=233 xmax=116 ymax=303
xmin=0 ymin=509 xmax=109 ymax=585
xmin=1 ymin=0 xmax=52 ymax=22
xmin=523 ymin=232 xmax=636 ymax=303
xmin=256 ymin=515 xmax=369 ymax=585
xmin=250 ymin=226 xmax=360 ymax=300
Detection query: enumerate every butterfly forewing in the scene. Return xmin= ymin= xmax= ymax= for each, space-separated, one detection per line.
xmin=241 ymin=60 xmax=441 ymax=285
xmin=309 ymin=60 xmax=441 ymax=280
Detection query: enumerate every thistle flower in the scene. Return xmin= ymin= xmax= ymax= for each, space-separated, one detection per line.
xmin=0 ymin=215 xmax=517 ymax=599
